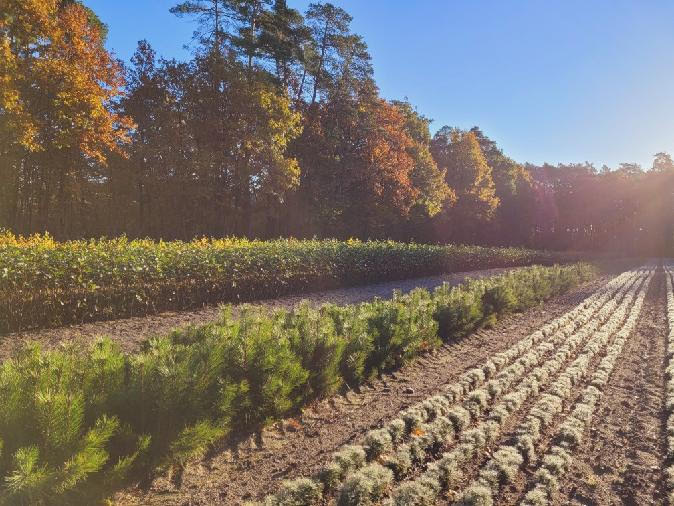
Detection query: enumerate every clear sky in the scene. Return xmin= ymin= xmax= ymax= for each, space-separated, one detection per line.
xmin=83 ymin=0 xmax=674 ymax=169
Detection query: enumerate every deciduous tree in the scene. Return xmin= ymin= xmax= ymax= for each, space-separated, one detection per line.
xmin=0 ymin=0 xmax=133 ymax=237
xmin=431 ymin=128 xmax=499 ymax=242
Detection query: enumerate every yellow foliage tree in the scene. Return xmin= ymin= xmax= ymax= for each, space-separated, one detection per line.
xmin=0 ymin=0 xmax=133 ymax=236
xmin=431 ymin=127 xmax=499 ymax=242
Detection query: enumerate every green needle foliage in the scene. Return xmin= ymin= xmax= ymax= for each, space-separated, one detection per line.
xmin=0 ymin=263 xmax=595 ymax=504
xmin=0 ymin=233 xmax=582 ymax=333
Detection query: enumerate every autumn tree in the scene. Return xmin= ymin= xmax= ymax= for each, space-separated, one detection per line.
xmin=0 ymin=0 xmax=133 ymax=237
xmin=384 ymin=101 xmax=453 ymax=240
xmin=344 ymin=99 xmax=420 ymax=236
xmin=292 ymin=96 xmax=420 ymax=237
xmin=285 ymin=4 xmax=449 ymax=238
xmin=3 ymin=0 xmax=671 ymax=252
xmin=469 ymin=127 xmax=535 ymax=245
xmin=430 ymin=127 xmax=499 ymax=242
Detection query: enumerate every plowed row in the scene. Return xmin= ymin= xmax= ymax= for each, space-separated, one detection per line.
xmin=253 ymin=266 xmax=655 ymax=506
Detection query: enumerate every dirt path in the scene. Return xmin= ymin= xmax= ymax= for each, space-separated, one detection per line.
xmin=553 ymin=271 xmax=668 ymax=505
xmin=114 ymin=276 xmax=610 ymax=506
xmin=0 ymin=268 xmax=516 ymax=360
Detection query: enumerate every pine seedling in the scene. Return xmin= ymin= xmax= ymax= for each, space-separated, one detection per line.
xmin=364 ymin=428 xmax=393 ymax=459
xmin=333 ymin=446 xmax=367 ymax=477
xmin=393 ymin=480 xmax=436 ymax=506
xmin=381 ymin=444 xmax=412 ymax=478
xmin=458 ymin=484 xmax=493 ymax=506
xmin=387 ymin=418 xmax=406 ymax=444
xmin=337 ymin=463 xmax=393 ymax=506
xmin=3 ymin=446 xmax=54 ymax=505
xmin=272 ymin=477 xmax=323 ymax=506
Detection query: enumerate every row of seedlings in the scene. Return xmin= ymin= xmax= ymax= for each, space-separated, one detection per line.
xmin=665 ymin=266 xmax=674 ymax=504
xmin=519 ymin=266 xmax=655 ymax=505
xmin=457 ymin=267 xmax=652 ymax=506
xmin=384 ymin=268 xmax=649 ymax=506
xmin=257 ymin=272 xmax=634 ymax=505
xmin=386 ymin=266 xmax=648 ymax=506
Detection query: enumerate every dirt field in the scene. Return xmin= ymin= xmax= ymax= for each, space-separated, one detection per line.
xmin=116 ymin=272 xmax=647 ymax=506
xmin=556 ymin=271 xmax=668 ymax=505
xmin=11 ymin=264 xmax=668 ymax=506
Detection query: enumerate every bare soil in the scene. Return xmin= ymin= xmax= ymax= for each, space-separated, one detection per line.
xmin=114 ymin=276 xmax=611 ymax=505
xmin=494 ymin=273 xmax=650 ymax=506
xmin=0 ymin=268 xmax=513 ymax=360
xmin=553 ymin=271 xmax=668 ymax=506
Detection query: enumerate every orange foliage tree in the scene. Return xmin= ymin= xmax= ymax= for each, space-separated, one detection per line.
xmin=0 ymin=0 xmax=133 ymax=237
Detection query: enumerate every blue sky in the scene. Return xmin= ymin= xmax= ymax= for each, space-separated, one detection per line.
xmin=83 ymin=0 xmax=674 ymax=169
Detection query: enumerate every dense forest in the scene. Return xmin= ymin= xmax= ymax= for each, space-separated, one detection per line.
xmin=1 ymin=0 xmax=673 ymax=254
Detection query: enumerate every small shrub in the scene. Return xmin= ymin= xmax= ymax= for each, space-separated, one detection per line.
xmin=433 ymin=285 xmax=483 ymax=342
xmin=272 ymin=477 xmax=323 ymax=506
xmin=387 ymin=418 xmax=406 ymax=444
xmin=317 ymin=462 xmax=342 ymax=491
xmin=284 ymin=304 xmax=345 ymax=400
xmin=381 ymin=444 xmax=412 ymax=478
xmin=521 ymin=487 xmax=550 ymax=506
xmin=458 ymin=484 xmax=493 ymax=506
xmin=482 ymin=284 xmax=517 ymax=316
xmin=333 ymin=446 xmax=367 ymax=477
xmin=393 ymin=480 xmax=436 ymax=506
xmin=364 ymin=429 xmax=393 ymax=459
xmin=337 ymin=463 xmax=393 ymax=506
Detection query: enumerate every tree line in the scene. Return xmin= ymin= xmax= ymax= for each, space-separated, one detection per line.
xmin=1 ymin=0 xmax=672 ymax=254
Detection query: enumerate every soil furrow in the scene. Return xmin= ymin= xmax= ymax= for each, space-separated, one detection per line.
xmin=446 ymin=272 xmax=649 ymax=505
xmin=555 ymin=271 xmax=668 ymax=506
xmin=496 ymin=272 xmax=653 ymax=505
xmin=383 ymin=272 xmax=643 ymax=504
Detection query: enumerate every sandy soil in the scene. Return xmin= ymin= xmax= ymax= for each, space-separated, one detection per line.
xmin=114 ymin=276 xmax=611 ymax=505
xmin=554 ymin=271 xmax=668 ymax=506
xmin=0 ymin=268 xmax=514 ymax=360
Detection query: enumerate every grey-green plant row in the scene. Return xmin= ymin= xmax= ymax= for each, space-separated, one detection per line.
xmin=664 ymin=265 xmax=674 ymax=505
xmin=479 ymin=267 xmax=652 ymax=505
xmin=255 ymin=267 xmax=651 ymax=506
xmin=400 ymin=267 xmax=650 ymax=506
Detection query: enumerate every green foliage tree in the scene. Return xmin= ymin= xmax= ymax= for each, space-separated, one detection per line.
xmin=431 ymin=128 xmax=499 ymax=242
xmin=1 ymin=0 xmax=672 ymax=254
xmin=469 ymin=127 xmax=536 ymax=246
xmin=652 ymin=151 xmax=674 ymax=173
xmin=303 ymin=2 xmax=354 ymax=105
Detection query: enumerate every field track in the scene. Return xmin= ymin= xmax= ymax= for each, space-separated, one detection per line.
xmin=115 ymin=273 xmax=616 ymax=505
xmin=1 ymin=267 xmax=513 ymax=360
